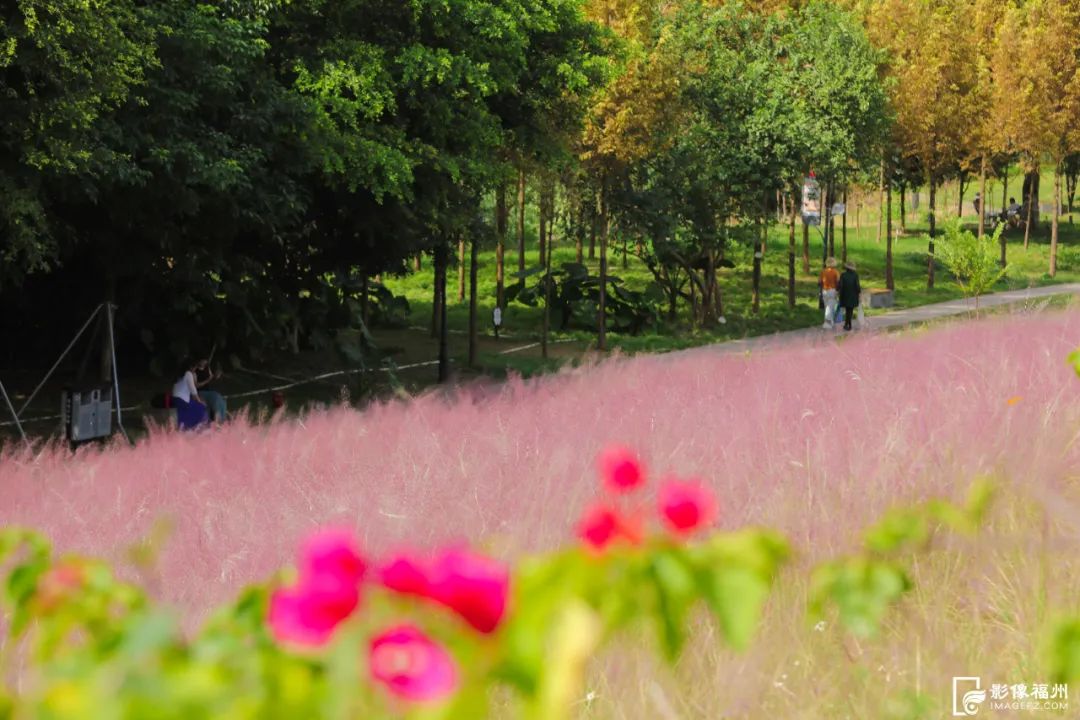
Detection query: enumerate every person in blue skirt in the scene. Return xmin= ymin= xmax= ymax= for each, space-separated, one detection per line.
xmin=171 ymin=359 xmax=209 ymax=430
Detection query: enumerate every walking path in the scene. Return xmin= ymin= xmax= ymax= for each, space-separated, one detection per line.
xmin=678 ymin=283 xmax=1080 ymax=359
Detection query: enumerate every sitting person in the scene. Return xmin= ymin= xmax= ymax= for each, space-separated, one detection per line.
xmin=172 ymin=360 xmax=209 ymax=430
xmin=194 ymin=358 xmax=227 ymax=423
xmin=1006 ymin=197 xmax=1022 ymax=227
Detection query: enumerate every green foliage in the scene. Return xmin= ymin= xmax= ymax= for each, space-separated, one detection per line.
xmin=934 ymin=220 xmax=1009 ymax=306
xmin=0 ymin=525 xmax=787 ymax=719
xmin=0 ymin=0 xmax=609 ymax=368
xmin=1048 ymin=618 xmax=1080 ymax=684
xmin=810 ymin=480 xmax=995 ymax=638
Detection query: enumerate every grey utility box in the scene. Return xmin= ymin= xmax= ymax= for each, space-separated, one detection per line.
xmin=62 ymin=387 xmax=113 ymax=444
xmin=868 ymin=289 xmax=895 ymax=309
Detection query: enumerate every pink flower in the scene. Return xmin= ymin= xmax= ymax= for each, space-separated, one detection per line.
xmin=369 ymin=624 xmax=458 ymax=702
xmin=268 ymin=575 xmax=360 ymax=647
xmin=659 ymin=478 xmax=718 ymax=535
xmin=378 ymin=554 xmax=431 ymax=597
xmin=426 ymin=548 xmax=509 ymax=634
xmin=597 ymin=445 xmax=645 ymax=493
xmin=576 ymin=504 xmax=643 ymax=550
xmin=300 ymin=528 xmax=367 ymax=586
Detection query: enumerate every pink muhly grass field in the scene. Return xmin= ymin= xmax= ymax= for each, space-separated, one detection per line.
xmin=2 ymin=310 xmax=1080 ymax=714
xmin=1 ymin=310 xmax=1077 ymax=611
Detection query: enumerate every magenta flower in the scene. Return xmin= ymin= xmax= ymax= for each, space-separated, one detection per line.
xmin=268 ymin=575 xmax=360 ymax=647
xmin=378 ymin=554 xmax=431 ymax=597
xmin=370 ymin=624 xmax=458 ymax=702
xmin=659 ymin=477 xmax=718 ymax=535
xmin=597 ymin=445 xmax=645 ymax=493
xmin=300 ymin=528 xmax=367 ymax=586
xmin=576 ymin=503 xmax=643 ymax=550
xmin=576 ymin=504 xmax=621 ymax=550
xmin=426 ymin=548 xmax=510 ymax=634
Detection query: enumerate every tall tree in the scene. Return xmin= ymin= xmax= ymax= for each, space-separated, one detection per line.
xmin=868 ymin=0 xmax=982 ymax=289
xmin=994 ymin=0 xmax=1080 ymax=277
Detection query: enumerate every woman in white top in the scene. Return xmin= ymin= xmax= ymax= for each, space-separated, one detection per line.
xmin=171 ymin=360 xmax=208 ymax=430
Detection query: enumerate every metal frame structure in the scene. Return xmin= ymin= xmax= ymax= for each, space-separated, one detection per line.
xmin=2 ymin=302 xmax=130 ymax=446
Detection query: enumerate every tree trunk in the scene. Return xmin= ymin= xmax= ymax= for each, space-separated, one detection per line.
xmin=957 ymin=172 xmax=967 ymax=218
xmin=877 ymin=160 xmax=885 ymax=245
xmin=430 ymin=254 xmax=441 ymax=339
xmin=927 ymin=177 xmax=937 ymax=289
xmin=538 ymin=184 xmax=547 ymax=272
xmin=598 ymin=179 xmax=608 ymax=351
xmin=714 ymin=244 xmax=724 ymax=320
xmin=828 ymin=183 xmax=836 ymax=259
xmin=517 ymin=167 xmax=526 ymax=273
xmin=752 ymin=198 xmax=764 ymax=315
xmin=468 ymin=233 xmax=479 ymax=368
xmin=1066 ymin=166 xmax=1076 ymax=225
xmin=978 ymin=156 xmax=988 ymax=240
xmin=702 ymin=249 xmax=717 ymax=326
xmin=542 ymin=223 xmax=553 ymax=359
xmin=360 ymin=274 xmax=370 ymax=327
xmin=841 ymin=187 xmax=847 ymax=263
xmin=1001 ymin=165 xmax=1009 ymax=219
xmin=414 ymin=254 xmax=422 ymax=272
xmin=788 ymin=186 xmax=797 ymax=309
xmin=899 ymin=185 xmax=907 ymax=233
xmin=457 ymin=236 xmax=466 ymax=302
xmin=1024 ymin=170 xmax=1040 ymax=247
xmin=1050 ymin=163 xmax=1061 ymax=278
xmin=822 ymin=183 xmax=833 ymax=262
xmin=1024 ymin=171 xmax=1035 ymax=249
xmin=588 ymin=208 xmax=596 ymax=260
xmin=802 ymin=219 xmax=810 ymax=275
xmin=885 ymin=169 xmax=893 ymax=290
xmin=496 ymin=182 xmax=507 ymax=308
xmin=575 ymin=198 xmax=584 ymax=263
xmin=436 ymin=243 xmax=450 ymax=383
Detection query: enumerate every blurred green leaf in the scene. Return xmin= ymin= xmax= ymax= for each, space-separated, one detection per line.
xmin=1048 ymin=618 xmax=1080 ymax=684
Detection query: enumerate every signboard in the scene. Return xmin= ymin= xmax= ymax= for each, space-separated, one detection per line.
xmin=801 ymin=176 xmax=821 ymax=226
xmin=831 ymin=203 xmax=846 ymax=217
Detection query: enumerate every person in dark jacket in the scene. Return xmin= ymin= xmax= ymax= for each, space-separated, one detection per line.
xmin=838 ymin=261 xmax=861 ymax=331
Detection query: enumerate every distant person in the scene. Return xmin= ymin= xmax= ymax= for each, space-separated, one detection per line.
xmin=820 ymin=258 xmax=840 ymax=329
xmin=172 ymin=359 xmax=208 ymax=430
xmin=1007 ymin=197 xmax=1022 ymax=228
xmin=972 ymin=192 xmax=983 ymax=218
xmin=838 ymin=261 xmax=862 ymax=332
xmin=194 ymin=358 xmax=227 ymax=423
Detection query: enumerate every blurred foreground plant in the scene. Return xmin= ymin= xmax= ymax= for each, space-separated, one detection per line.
xmin=0 ymin=447 xmax=1006 ymax=718
xmin=0 ymin=446 xmax=787 ymax=719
